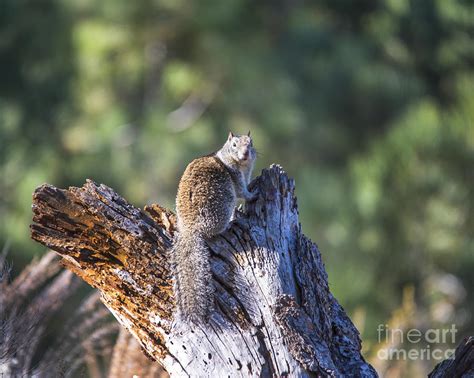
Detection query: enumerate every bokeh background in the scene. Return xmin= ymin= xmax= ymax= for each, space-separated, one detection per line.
xmin=1 ymin=0 xmax=473 ymax=376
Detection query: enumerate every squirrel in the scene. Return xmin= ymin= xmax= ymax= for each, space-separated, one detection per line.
xmin=172 ymin=131 xmax=257 ymax=323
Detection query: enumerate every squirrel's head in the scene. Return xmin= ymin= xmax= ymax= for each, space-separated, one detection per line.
xmin=225 ymin=131 xmax=256 ymax=165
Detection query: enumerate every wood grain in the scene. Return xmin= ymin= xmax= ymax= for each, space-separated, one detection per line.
xmin=31 ymin=165 xmax=377 ymax=377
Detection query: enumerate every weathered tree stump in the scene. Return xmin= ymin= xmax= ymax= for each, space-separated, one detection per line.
xmin=429 ymin=336 xmax=474 ymax=378
xmin=31 ymin=165 xmax=377 ymax=377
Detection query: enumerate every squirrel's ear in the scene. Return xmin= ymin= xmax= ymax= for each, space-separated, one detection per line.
xmin=228 ymin=131 xmax=234 ymax=141
xmin=247 ymin=130 xmax=251 ymax=137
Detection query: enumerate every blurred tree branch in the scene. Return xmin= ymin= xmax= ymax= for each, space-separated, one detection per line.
xmin=0 ymin=250 xmax=165 ymax=377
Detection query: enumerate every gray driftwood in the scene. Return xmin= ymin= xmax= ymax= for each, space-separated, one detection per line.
xmin=31 ymin=165 xmax=377 ymax=377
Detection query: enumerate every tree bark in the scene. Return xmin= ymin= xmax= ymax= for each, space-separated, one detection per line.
xmin=428 ymin=336 xmax=474 ymax=378
xmin=31 ymin=165 xmax=377 ymax=377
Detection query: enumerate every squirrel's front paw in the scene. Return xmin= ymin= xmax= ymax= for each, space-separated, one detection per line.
xmin=245 ymin=188 xmax=259 ymax=202
xmin=248 ymin=178 xmax=258 ymax=191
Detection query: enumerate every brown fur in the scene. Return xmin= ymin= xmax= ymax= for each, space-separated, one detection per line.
xmin=176 ymin=156 xmax=235 ymax=236
xmin=172 ymin=132 xmax=256 ymax=323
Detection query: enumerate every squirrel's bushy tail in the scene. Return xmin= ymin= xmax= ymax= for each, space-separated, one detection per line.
xmin=171 ymin=230 xmax=213 ymax=323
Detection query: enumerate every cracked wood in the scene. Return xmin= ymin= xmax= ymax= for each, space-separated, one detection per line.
xmin=31 ymin=165 xmax=377 ymax=377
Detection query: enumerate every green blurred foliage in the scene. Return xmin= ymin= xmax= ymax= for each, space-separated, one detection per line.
xmin=1 ymin=0 xmax=473 ymax=373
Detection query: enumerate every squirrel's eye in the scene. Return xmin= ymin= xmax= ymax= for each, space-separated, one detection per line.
xmin=232 ymin=142 xmax=237 ymax=148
